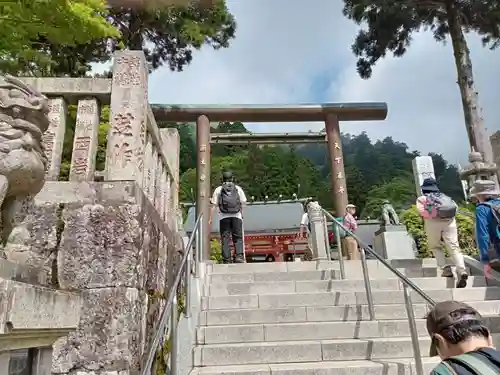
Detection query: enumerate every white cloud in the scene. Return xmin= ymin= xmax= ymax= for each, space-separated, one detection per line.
xmin=146 ymin=0 xmax=500 ymax=164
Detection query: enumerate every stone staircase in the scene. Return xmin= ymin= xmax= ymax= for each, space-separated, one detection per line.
xmin=191 ymin=259 xmax=500 ymax=375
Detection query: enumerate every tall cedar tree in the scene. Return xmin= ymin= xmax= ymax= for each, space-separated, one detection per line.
xmin=8 ymin=0 xmax=235 ymax=76
xmin=342 ymin=0 xmax=500 ymax=161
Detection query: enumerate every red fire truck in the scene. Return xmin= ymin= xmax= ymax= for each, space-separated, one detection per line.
xmin=184 ymin=200 xmax=336 ymax=262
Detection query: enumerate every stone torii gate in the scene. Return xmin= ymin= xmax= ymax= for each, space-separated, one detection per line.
xmin=152 ymin=103 xmax=388 ymax=259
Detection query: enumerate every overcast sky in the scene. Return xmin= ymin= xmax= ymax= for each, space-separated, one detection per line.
xmin=145 ymin=0 xmax=500 ymax=165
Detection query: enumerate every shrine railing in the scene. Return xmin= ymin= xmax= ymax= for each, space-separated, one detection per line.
xmin=19 ymin=51 xmax=179 ymax=223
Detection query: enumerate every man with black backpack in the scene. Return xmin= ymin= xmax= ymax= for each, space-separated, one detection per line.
xmin=427 ymin=301 xmax=500 ymax=374
xmin=417 ymin=178 xmax=468 ymax=288
xmin=209 ymin=171 xmax=247 ymax=264
xmin=471 ymin=179 xmax=500 ymax=278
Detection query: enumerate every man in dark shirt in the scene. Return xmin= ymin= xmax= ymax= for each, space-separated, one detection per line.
xmin=427 ymin=301 xmax=500 ymax=374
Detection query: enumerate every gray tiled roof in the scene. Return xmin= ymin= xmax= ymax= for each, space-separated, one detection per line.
xmin=184 ymin=202 xmax=305 ymax=233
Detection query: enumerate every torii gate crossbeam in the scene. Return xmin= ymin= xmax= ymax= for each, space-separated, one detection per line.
xmin=210 ymin=132 xmax=327 ymax=144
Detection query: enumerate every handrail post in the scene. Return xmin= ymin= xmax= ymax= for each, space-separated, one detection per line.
xmin=360 ymin=247 xmax=375 ymax=320
xmin=184 ymin=250 xmax=192 ymax=318
xmin=403 ymin=283 xmax=424 ymax=375
xmin=194 ymin=225 xmax=200 ymax=278
xmin=170 ymin=294 xmax=179 ymax=375
xmin=323 ymin=214 xmax=330 ymax=259
xmin=334 ymin=219 xmax=345 ymax=279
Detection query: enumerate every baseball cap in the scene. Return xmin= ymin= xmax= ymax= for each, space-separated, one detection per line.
xmin=427 ymin=301 xmax=484 ymax=356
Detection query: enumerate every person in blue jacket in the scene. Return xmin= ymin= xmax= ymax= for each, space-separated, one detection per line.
xmin=471 ymin=179 xmax=500 ymax=278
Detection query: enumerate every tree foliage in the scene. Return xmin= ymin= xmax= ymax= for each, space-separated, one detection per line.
xmin=176 ymin=124 xmax=464 ymax=220
xmin=0 ymin=0 xmax=119 ymax=75
xmin=106 ymin=0 xmax=236 ymax=71
xmin=297 ymin=132 xmax=463 ymax=215
xmin=2 ymin=0 xmax=235 ymax=76
xmin=342 ymin=0 xmax=500 ymax=158
xmin=342 ymin=0 xmax=500 ymax=79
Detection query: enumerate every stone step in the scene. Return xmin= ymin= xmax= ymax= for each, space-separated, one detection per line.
xmin=209 ymin=261 xmax=471 ymax=280
xmin=197 ymin=316 xmax=500 ymax=344
xmin=203 ymin=286 xmax=500 ymax=310
xmin=194 ymin=335 xmax=500 ymax=366
xmin=208 ymin=276 xmax=491 ymax=296
xmin=210 ymin=259 xmax=445 ymax=273
xmin=191 ymin=358 xmax=442 ymax=375
xmin=209 ymin=258 xmax=456 ymax=274
xmin=209 ymin=269 xmax=340 ymax=283
xmin=199 ymin=299 xmax=500 ymax=326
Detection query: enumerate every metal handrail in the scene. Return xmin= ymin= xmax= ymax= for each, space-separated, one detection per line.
xmin=322 ymin=209 xmax=434 ymax=375
xmin=322 ymin=209 xmax=436 ymax=306
xmin=141 ymin=213 xmax=203 ymax=375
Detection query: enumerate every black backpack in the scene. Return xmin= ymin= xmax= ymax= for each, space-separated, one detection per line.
xmin=218 ymin=182 xmax=241 ymax=214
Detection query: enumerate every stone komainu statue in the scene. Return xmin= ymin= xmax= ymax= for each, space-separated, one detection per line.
xmin=0 ymin=75 xmax=49 ymax=248
xmin=380 ymin=200 xmax=400 ymax=226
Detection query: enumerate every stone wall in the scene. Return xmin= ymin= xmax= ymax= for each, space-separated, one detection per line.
xmin=23 ymin=181 xmax=183 ymax=375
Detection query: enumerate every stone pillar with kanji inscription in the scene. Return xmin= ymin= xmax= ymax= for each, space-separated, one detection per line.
xmin=160 ymin=128 xmax=180 ymax=211
xmin=143 ymin=133 xmax=155 ymax=203
xmin=325 ymin=114 xmax=348 ymax=216
xmin=44 ymin=98 xmax=67 ymax=181
xmin=196 ymin=115 xmax=211 ymax=260
xmin=105 ymin=51 xmax=148 ymax=185
xmin=69 ymin=98 xmax=100 ymax=181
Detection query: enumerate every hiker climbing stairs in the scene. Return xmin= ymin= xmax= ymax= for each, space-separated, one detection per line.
xmin=190 ymin=259 xmax=500 ymax=375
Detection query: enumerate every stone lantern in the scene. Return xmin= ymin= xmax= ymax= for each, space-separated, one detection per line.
xmin=459 ymin=150 xmax=498 ymax=197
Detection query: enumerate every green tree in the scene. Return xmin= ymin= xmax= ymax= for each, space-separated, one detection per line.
xmin=342 ymin=0 xmax=500 ymax=157
xmin=211 ymin=121 xmax=249 ymax=158
xmin=0 ymin=0 xmax=119 ymax=75
xmin=4 ymin=1 xmax=235 ymax=76
xmin=297 ymin=133 xmax=464 ymax=214
xmin=106 ymin=1 xmax=236 ymax=71
xmin=361 ymin=174 xmax=416 ymax=218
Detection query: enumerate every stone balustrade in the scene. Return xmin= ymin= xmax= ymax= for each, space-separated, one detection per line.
xmin=20 ymin=51 xmax=179 ymax=224
xmin=10 ymin=51 xmax=182 ymax=375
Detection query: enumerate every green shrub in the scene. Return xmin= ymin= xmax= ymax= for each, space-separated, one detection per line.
xmin=210 ymin=239 xmax=223 ymax=264
xmin=400 ymin=205 xmax=477 ymax=258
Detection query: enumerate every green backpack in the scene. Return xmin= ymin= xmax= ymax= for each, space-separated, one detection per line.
xmin=333 ymin=217 xmax=347 ymax=239
xmin=433 ymin=352 xmax=499 ymax=375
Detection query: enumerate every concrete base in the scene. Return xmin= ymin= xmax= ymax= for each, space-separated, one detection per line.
xmin=373 ymin=227 xmax=415 ymax=260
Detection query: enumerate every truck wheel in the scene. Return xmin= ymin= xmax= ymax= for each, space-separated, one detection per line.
xmin=266 ymin=255 xmax=275 ymax=262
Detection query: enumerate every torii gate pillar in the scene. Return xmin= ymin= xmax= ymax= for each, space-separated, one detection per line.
xmin=196 ymin=115 xmax=211 ymax=260
xmin=325 ymin=114 xmax=348 ymax=217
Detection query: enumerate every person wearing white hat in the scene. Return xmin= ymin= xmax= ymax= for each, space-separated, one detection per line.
xmin=472 ymin=179 xmax=500 ymax=278
xmin=342 ymin=203 xmax=360 ymax=260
